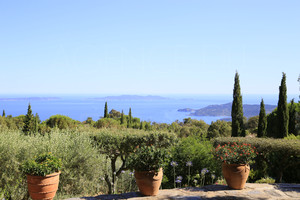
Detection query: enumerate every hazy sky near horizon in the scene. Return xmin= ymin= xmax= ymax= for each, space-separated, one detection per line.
xmin=0 ymin=0 xmax=299 ymax=95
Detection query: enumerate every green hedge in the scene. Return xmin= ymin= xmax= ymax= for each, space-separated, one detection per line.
xmin=213 ymin=137 xmax=300 ymax=183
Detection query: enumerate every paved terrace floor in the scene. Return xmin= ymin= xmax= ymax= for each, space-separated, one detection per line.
xmin=67 ymin=183 xmax=300 ymax=200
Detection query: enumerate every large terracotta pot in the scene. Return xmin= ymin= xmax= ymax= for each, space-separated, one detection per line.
xmin=134 ymin=168 xmax=163 ymax=196
xmin=27 ymin=171 xmax=60 ymax=200
xmin=222 ymin=163 xmax=250 ymax=190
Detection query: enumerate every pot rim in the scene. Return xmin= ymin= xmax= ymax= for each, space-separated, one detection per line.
xmin=134 ymin=168 xmax=163 ymax=173
xmin=26 ymin=171 xmax=61 ymax=178
xmin=222 ymin=163 xmax=249 ymax=166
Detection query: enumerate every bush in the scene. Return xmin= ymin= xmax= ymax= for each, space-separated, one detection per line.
xmin=45 ymin=115 xmax=79 ymax=129
xmin=127 ymin=146 xmax=170 ymax=172
xmin=213 ymin=142 xmax=257 ymax=164
xmin=21 ymin=152 xmax=62 ymax=176
xmin=255 ymin=177 xmax=275 ymax=184
xmin=0 ymin=130 xmax=106 ymax=199
xmin=94 ymin=118 xmax=121 ymax=129
xmin=213 ymin=137 xmax=300 ymax=183
xmin=207 ymin=120 xmax=231 ymax=138
xmin=92 ymin=129 xmax=177 ymax=194
xmin=163 ymin=136 xmax=220 ymax=188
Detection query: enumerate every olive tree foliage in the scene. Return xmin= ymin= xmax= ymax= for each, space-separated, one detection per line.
xmin=207 ymin=120 xmax=231 ymax=139
xmin=245 ymin=116 xmax=259 ymax=135
xmin=45 ymin=115 xmax=78 ymax=129
xmin=92 ymin=129 xmax=177 ymax=194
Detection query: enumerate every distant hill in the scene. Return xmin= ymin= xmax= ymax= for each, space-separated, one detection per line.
xmin=90 ymin=95 xmax=170 ymax=101
xmin=178 ymin=102 xmax=276 ymax=118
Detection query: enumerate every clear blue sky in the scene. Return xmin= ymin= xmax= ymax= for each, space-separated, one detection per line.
xmin=0 ymin=0 xmax=299 ymax=95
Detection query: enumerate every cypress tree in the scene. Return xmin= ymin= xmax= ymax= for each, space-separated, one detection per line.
xmin=35 ymin=113 xmax=40 ymax=133
xmin=127 ymin=108 xmax=132 ymax=128
xmin=288 ymin=99 xmax=296 ymax=135
xmin=104 ymin=102 xmax=108 ymax=118
xmin=128 ymin=107 xmax=132 ymax=124
xmin=257 ymin=99 xmax=267 ymax=137
xmin=231 ymin=72 xmax=245 ymax=137
xmin=2 ymin=110 xmax=5 ymax=117
xmin=140 ymin=121 xmax=143 ymax=130
xmin=277 ymin=72 xmax=289 ymax=138
xmin=298 ymin=74 xmax=300 ymax=101
xmin=120 ymin=110 xmax=124 ymax=124
xmin=23 ymin=103 xmax=34 ymax=135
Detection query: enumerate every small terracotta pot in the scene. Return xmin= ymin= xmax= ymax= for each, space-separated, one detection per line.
xmin=27 ymin=171 xmax=60 ymax=200
xmin=134 ymin=168 xmax=163 ymax=196
xmin=222 ymin=163 xmax=250 ymax=190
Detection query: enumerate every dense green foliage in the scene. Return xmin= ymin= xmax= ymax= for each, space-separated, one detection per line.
xmin=277 ymin=73 xmax=289 ymax=138
xmin=163 ymin=136 xmax=219 ymax=188
xmin=46 ymin=115 xmax=79 ymax=130
xmin=257 ymin=99 xmax=267 ymax=137
xmin=231 ymin=72 xmax=245 ymax=137
xmin=21 ymin=152 xmax=62 ymax=176
xmin=289 ymin=99 xmax=296 ymax=135
xmin=0 ymin=130 xmax=106 ymax=199
xmin=207 ymin=120 xmax=231 ymax=138
xmin=127 ymin=146 xmax=170 ymax=172
xmin=213 ymin=137 xmax=300 ymax=183
xmin=267 ymin=101 xmax=300 ymax=138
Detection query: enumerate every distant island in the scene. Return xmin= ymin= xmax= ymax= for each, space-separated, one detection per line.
xmin=0 ymin=97 xmax=61 ymax=101
xmin=90 ymin=95 xmax=170 ymax=101
xmin=178 ymin=102 xmax=276 ymax=118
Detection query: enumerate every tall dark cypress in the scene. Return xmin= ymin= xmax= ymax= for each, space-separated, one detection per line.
xmin=288 ymin=99 xmax=296 ymax=135
xmin=231 ymin=72 xmax=245 ymax=137
xmin=104 ymin=102 xmax=108 ymax=118
xmin=35 ymin=113 xmax=40 ymax=133
xmin=277 ymin=72 xmax=289 ymax=138
xmin=257 ymin=99 xmax=267 ymax=137
xmin=298 ymin=74 xmax=300 ymax=100
xmin=127 ymin=108 xmax=132 ymax=128
xmin=23 ymin=103 xmax=34 ymax=135
xmin=120 ymin=110 xmax=124 ymax=124
xmin=2 ymin=110 xmax=5 ymax=117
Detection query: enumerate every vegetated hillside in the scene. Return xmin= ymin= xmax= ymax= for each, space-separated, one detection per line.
xmin=178 ymin=103 xmax=276 ymax=118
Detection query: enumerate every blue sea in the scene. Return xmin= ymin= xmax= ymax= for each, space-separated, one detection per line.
xmin=0 ymin=94 xmax=297 ymax=124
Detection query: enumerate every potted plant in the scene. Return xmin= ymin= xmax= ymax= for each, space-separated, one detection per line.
xmin=213 ymin=142 xmax=257 ymax=189
xmin=21 ymin=152 xmax=62 ymax=200
xmin=127 ymin=145 xmax=169 ymax=196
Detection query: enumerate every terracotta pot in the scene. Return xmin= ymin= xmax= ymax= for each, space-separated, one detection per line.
xmin=222 ymin=163 xmax=250 ymax=190
xmin=134 ymin=168 xmax=163 ymax=196
xmin=27 ymin=171 xmax=60 ymax=200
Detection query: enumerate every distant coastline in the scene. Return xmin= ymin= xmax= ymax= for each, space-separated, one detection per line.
xmin=178 ymin=102 xmax=277 ymax=118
